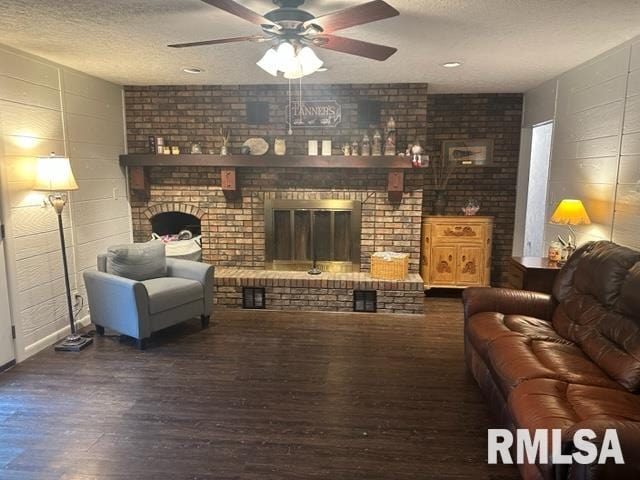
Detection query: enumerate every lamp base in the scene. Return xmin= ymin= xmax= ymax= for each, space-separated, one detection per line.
xmin=54 ymin=334 xmax=93 ymax=352
xmin=307 ymin=267 xmax=322 ymax=275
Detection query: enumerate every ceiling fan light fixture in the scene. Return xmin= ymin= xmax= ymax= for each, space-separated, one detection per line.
xmin=298 ymin=46 xmax=323 ymax=75
xmin=257 ymin=47 xmax=279 ymax=76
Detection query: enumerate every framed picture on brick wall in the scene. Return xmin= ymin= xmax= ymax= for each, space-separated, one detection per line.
xmin=442 ymin=139 xmax=494 ymax=166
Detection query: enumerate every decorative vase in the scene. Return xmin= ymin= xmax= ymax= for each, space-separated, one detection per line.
xmin=221 ymin=145 xmax=228 ymax=156
xmin=434 ymin=189 xmax=448 ymax=215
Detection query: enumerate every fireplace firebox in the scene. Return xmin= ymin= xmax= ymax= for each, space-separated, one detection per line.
xmin=264 ymin=199 xmax=361 ymax=273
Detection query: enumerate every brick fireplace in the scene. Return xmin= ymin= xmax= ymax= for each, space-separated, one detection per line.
xmin=129 ymin=166 xmax=424 ymax=314
xmin=124 ymin=83 xmax=430 ymax=314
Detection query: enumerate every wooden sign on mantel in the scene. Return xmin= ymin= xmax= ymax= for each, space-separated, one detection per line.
xmin=285 ymin=100 xmax=342 ymax=128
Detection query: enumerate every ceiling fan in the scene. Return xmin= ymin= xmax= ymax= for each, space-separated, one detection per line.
xmin=168 ymin=0 xmax=399 ymax=77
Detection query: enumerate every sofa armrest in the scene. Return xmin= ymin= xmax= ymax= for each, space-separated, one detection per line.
xmin=462 ymin=287 xmax=556 ymax=323
xmin=561 ymin=419 xmax=640 ymax=480
xmin=83 ymin=270 xmax=151 ymax=339
xmin=166 ymin=259 xmax=214 ymax=316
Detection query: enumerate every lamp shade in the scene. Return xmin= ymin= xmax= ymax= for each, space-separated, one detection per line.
xmin=549 ymin=199 xmax=591 ymax=225
xmin=34 ymin=154 xmax=79 ymax=191
xmin=256 ymin=47 xmax=278 ymax=76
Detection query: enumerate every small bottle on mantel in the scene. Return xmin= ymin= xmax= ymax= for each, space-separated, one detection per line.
xmin=361 ymin=133 xmax=371 ymax=156
xmin=148 ymin=135 xmax=156 ymax=154
xmin=372 ymin=130 xmax=382 ymax=156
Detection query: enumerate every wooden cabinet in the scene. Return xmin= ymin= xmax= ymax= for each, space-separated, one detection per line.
xmin=421 ymin=216 xmax=493 ymax=289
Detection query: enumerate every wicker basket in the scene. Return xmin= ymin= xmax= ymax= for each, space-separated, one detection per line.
xmin=370 ymin=252 xmax=409 ymax=280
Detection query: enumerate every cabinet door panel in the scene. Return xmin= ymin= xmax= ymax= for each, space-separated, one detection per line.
xmin=430 ymin=246 xmax=456 ymax=284
xmin=457 ymin=246 xmax=483 ymax=285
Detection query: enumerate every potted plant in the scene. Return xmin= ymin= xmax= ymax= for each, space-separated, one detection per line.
xmin=432 ymin=151 xmax=457 ymax=215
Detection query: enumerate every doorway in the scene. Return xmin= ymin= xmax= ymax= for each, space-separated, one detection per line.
xmin=0 ymin=219 xmax=15 ymax=370
xmin=523 ymin=122 xmax=553 ymax=257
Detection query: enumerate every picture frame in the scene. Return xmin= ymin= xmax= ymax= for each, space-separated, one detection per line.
xmin=442 ymin=139 xmax=494 ymax=166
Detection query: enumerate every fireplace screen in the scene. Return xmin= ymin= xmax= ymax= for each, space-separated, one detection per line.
xmin=264 ymin=200 xmax=361 ymax=273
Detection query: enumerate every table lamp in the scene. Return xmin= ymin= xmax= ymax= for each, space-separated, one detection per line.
xmin=34 ymin=153 xmax=92 ymax=352
xmin=549 ymin=199 xmax=591 ymax=258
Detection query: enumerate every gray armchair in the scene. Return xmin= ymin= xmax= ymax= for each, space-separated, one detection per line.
xmin=84 ymin=248 xmax=213 ymax=350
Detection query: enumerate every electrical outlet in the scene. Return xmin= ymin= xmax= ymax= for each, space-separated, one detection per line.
xmin=112 ymin=187 xmax=119 ymax=200
xmin=74 ymin=293 xmax=83 ymax=305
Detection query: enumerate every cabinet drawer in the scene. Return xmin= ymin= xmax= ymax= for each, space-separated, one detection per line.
xmin=432 ymin=223 xmax=484 ymax=244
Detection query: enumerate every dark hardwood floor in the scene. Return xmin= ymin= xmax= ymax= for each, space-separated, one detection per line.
xmin=0 ymin=297 xmax=518 ymax=480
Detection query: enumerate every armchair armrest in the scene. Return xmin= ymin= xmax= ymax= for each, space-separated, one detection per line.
xmin=166 ymin=259 xmax=214 ymax=316
xmin=462 ymin=287 xmax=556 ymax=323
xmin=83 ymin=270 xmax=151 ymax=339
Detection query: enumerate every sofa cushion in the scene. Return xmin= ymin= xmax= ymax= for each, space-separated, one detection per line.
xmin=466 ymin=312 xmax=571 ymax=361
xmin=142 ymin=277 xmax=203 ymax=315
xmin=576 ymin=310 xmax=640 ymax=392
xmin=107 ymin=242 xmax=166 ymax=281
xmin=618 ymin=262 xmax=640 ymax=318
xmin=510 ymin=378 xmax=640 ymax=433
xmin=573 ymin=242 xmax=640 ymax=308
xmin=486 ymin=336 xmax=622 ymax=396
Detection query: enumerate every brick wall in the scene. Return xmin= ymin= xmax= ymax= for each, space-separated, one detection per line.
xmin=125 ymin=83 xmax=428 ymax=275
xmin=124 ymin=86 xmax=523 ymax=286
xmin=124 ymin=83 xmax=428 ymax=155
xmin=423 ymin=94 xmax=523 ymax=285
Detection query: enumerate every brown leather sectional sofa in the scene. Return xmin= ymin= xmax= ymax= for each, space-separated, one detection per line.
xmin=462 ymin=241 xmax=640 ymax=480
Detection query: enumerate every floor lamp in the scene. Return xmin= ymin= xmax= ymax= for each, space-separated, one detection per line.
xmin=34 ymin=153 xmax=92 ymax=352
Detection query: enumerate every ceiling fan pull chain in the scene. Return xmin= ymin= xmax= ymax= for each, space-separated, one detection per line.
xmin=299 ymin=76 xmax=303 ymax=126
xmin=288 ymin=78 xmax=293 ymax=135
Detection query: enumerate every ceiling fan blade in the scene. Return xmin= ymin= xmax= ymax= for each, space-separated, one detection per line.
xmin=168 ymin=35 xmax=266 ymax=48
xmin=314 ymin=34 xmax=397 ymax=61
xmin=304 ymin=0 xmax=399 ymax=33
xmin=201 ymin=0 xmax=278 ymax=28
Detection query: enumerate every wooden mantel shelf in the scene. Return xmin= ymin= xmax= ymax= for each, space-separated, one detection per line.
xmin=119 ymin=153 xmax=417 ymax=169
xmin=121 ymin=154 xmax=424 ymax=201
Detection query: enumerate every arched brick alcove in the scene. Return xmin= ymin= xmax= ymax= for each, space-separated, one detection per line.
xmin=143 ymin=203 xmax=206 ymax=221
xmin=131 ymin=203 xmax=208 ymax=244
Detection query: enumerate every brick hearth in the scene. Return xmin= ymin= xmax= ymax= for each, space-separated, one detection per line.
xmin=214 ymin=268 xmax=424 ymax=314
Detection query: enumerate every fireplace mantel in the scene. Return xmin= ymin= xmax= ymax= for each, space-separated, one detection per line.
xmin=121 ymin=154 xmax=424 ymax=200
xmin=119 ymin=153 xmax=418 ymax=169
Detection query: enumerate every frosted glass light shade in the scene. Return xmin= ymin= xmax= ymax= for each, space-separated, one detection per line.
xmin=34 ymin=155 xmax=79 ymax=191
xmin=298 ymin=46 xmax=323 ymax=75
xmin=275 ymin=42 xmax=296 ymax=73
xmin=283 ymin=57 xmax=304 ymax=79
xmin=549 ymin=199 xmax=591 ymax=225
xmin=256 ymin=47 xmax=278 ymax=76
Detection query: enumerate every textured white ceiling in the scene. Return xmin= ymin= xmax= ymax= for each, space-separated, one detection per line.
xmin=0 ymin=0 xmax=639 ymax=92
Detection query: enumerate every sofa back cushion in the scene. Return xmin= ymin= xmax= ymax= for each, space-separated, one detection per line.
xmin=618 ymin=263 xmax=640 ymax=318
xmin=551 ymin=241 xmax=640 ymax=391
xmin=107 ymin=242 xmax=166 ymax=281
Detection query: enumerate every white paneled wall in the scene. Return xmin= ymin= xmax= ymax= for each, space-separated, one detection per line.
xmin=0 ymin=45 xmax=130 ymax=361
xmin=615 ymin=40 xmax=640 ymax=249
xmin=546 ymin=45 xmax=629 ymax=247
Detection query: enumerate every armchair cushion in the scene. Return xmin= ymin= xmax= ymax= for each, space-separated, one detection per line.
xmin=107 ymin=242 xmax=166 ymax=281
xmin=142 ymin=277 xmax=204 ymax=315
